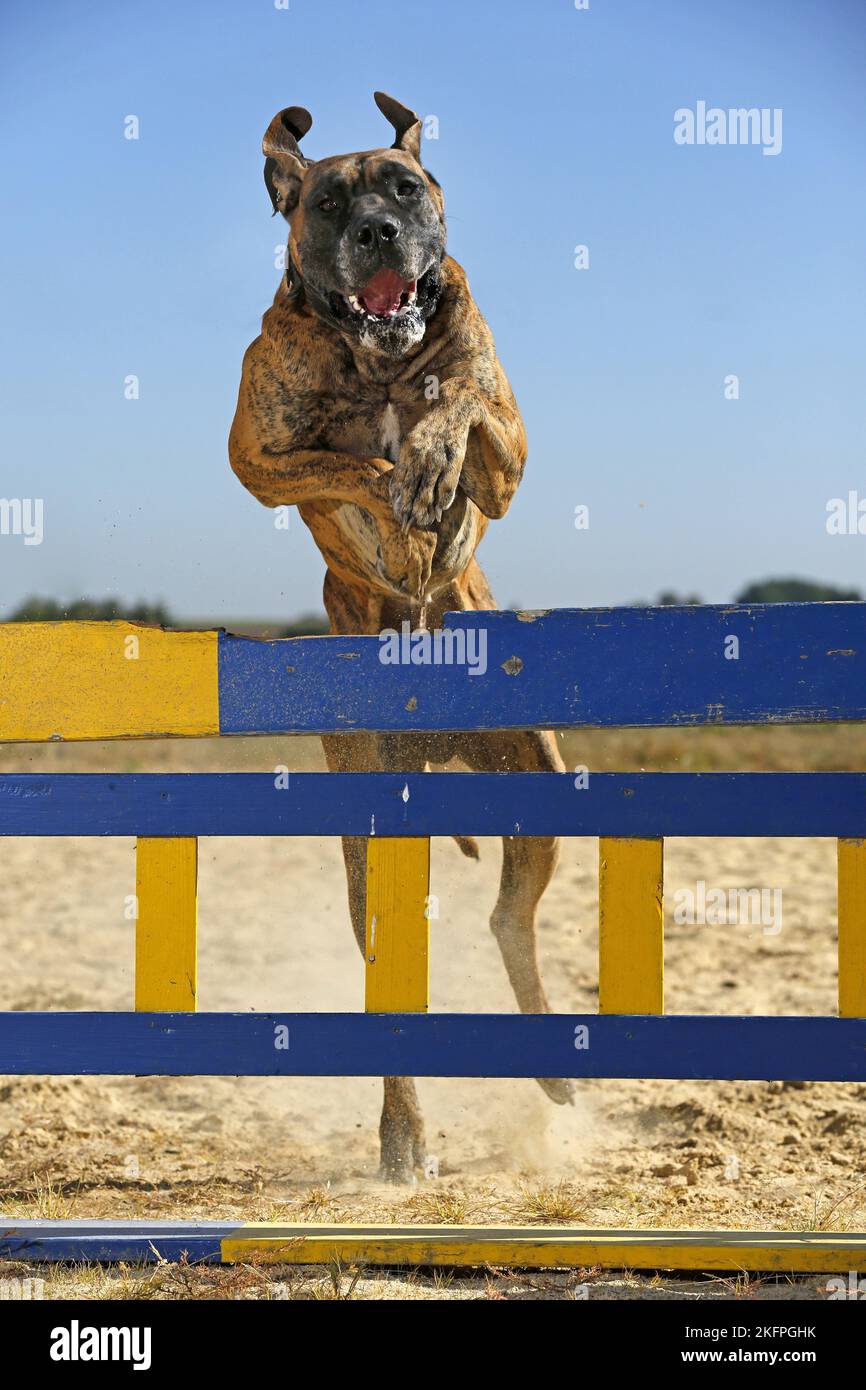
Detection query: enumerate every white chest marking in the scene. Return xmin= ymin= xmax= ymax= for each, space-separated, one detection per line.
xmin=379 ymin=402 xmax=402 ymax=463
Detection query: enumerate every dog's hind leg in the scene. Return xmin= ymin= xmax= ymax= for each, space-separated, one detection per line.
xmin=458 ymin=727 xmax=576 ymax=1106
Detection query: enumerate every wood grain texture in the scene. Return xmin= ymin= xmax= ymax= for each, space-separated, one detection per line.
xmin=0 ymin=622 xmax=218 ymax=742
xmin=599 ymin=838 xmax=664 ymax=1014
xmin=2 ymin=1012 xmax=866 ymax=1080
xmin=217 ymin=603 xmax=866 ymax=734
xmin=1 ymin=772 xmax=865 ymax=838
xmin=365 ymin=838 xmax=430 ymax=1012
xmin=220 ymin=1225 xmax=866 ymax=1273
xmin=2 ymin=604 xmax=861 ymax=741
xmin=0 ymin=1221 xmax=225 ymax=1263
xmin=838 ymin=838 xmax=866 ymax=1018
xmin=135 ymin=838 xmax=198 ymax=1011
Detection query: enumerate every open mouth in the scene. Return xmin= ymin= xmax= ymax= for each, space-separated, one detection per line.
xmin=324 ymin=264 xmax=441 ymax=333
xmin=346 ymin=268 xmax=418 ymax=320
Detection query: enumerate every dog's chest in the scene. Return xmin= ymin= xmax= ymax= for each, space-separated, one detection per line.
xmin=325 ymin=397 xmax=406 ymax=464
xmin=377 ymin=402 xmax=402 ymax=463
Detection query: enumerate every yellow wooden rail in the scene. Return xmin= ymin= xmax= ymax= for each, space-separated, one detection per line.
xmin=0 ymin=622 xmax=218 ymax=741
xmin=365 ymin=838 xmax=430 ymax=1012
xmin=135 ymin=837 xmax=198 ymax=1011
xmin=598 ymin=837 xmax=664 ymax=1015
xmin=838 ymin=837 xmax=866 ymax=1018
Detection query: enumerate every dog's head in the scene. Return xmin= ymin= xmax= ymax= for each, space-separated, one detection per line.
xmin=263 ymin=93 xmax=446 ymax=357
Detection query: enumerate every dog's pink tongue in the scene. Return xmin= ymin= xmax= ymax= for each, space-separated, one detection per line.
xmin=361 ymin=268 xmax=406 ymax=316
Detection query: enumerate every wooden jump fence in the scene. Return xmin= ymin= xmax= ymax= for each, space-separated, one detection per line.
xmin=1 ymin=604 xmax=865 ymax=1271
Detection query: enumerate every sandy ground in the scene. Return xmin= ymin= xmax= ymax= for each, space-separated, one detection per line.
xmin=1 ymin=729 xmax=864 ymax=1300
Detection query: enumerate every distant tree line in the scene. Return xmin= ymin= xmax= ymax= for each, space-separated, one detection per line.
xmin=734 ymin=578 xmax=861 ymax=604
xmin=8 ymin=596 xmax=174 ymax=624
xmin=646 ymin=578 xmax=862 ymax=606
xmin=7 ymin=578 xmax=862 ymax=629
xmin=6 ymin=595 xmax=330 ymax=635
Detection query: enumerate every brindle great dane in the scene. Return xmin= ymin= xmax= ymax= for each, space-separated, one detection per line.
xmin=229 ymin=92 xmax=571 ymax=1182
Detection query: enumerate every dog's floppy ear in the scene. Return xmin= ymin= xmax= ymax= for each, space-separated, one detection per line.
xmin=263 ymin=106 xmax=313 ymax=217
xmin=374 ymin=91 xmax=422 ymax=162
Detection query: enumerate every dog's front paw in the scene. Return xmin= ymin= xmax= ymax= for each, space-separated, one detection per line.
xmin=377 ymin=523 xmax=437 ymax=600
xmin=389 ymin=425 xmax=464 ymax=530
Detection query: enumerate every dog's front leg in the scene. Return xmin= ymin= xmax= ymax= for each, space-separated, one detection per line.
xmin=388 ymin=378 xmax=527 ymax=529
xmin=230 ymin=440 xmax=396 ymax=513
xmin=230 ymin=441 xmax=438 ymax=600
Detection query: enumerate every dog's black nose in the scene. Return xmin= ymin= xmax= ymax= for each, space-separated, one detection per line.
xmin=356 ymin=215 xmax=400 ymax=249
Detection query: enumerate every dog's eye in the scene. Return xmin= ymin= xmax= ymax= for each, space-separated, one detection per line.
xmin=397 ymin=181 xmax=419 ymax=197
xmin=318 ymin=197 xmax=340 ymax=213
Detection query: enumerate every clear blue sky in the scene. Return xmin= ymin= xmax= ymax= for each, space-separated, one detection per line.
xmin=1 ymin=0 xmax=864 ymax=619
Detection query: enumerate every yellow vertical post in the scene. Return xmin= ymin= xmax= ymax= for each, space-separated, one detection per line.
xmin=365 ymin=838 xmax=430 ymax=1012
xmin=838 ymin=838 xmax=866 ymax=1017
xmin=598 ymin=837 xmax=664 ymax=1014
xmin=135 ymin=837 xmax=198 ymax=1011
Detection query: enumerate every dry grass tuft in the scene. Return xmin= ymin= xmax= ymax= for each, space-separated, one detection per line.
xmin=403 ymin=1187 xmax=471 ymax=1225
xmin=2 ymin=1173 xmax=81 ymax=1221
xmin=799 ymin=1182 xmax=866 ymax=1233
xmin=509 ymin=1180 xmax=588 ymax=1224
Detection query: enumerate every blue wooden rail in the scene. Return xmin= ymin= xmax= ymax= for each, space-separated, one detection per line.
xmin=0 ymin=771 xmax=864 ymax=837
xmin=218 ymin=604 xmax=866 ymax=731
xmin=2 ymin=1012 xmax=866 ymax=1082
xmin=1 ymin=603 xmax=864 ymax=741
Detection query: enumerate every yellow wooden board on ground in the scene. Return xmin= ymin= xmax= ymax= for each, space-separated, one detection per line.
xmin=220 ymin=1223 xmax=866 ymax=1273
